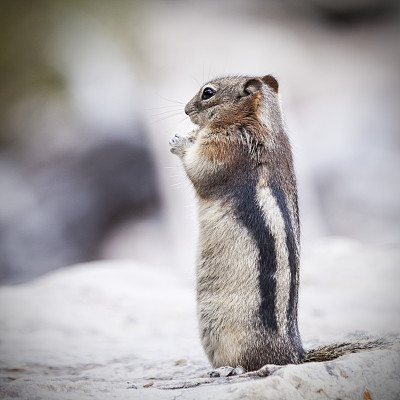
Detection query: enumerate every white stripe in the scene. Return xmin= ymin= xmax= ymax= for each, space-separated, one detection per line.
xmin=256 ymin=185 xmax=291 ymax=335
xmin=287 ymin=198 xmax=300 ymax=249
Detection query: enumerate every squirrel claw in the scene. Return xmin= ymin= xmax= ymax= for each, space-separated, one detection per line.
xmin=208 ymin=365 xmax=245 ymax=378
xmin=169 ymin=133 xmax=192 ymax=156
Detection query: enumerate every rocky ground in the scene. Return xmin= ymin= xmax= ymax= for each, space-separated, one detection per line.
xmin=0 ymin=238 xmax=399 ymax=399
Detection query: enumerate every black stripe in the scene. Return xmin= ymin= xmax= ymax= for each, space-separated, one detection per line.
xmin=270 ymin=184 xmax=299 ymax=337
xmin=232 ymin=174 xmax=278 ymax=331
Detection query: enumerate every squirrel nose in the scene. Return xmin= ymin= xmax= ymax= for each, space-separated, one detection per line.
xmin=184 ymin=105 xmax=190 ymax=115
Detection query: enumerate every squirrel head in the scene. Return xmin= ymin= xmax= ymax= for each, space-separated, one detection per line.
xmin=184 ymin=75 xmax=279 ymax=130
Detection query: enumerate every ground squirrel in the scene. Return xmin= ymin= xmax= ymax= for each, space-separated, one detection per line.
xmin=169 ymin=74 xmax=389 ymax=372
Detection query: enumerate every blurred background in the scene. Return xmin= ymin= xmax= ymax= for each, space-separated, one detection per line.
xmin=0 ymin=0 xmax=399 ymax=285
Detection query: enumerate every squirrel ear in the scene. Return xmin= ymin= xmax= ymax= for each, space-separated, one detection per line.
xmin=261 ymin=75 xmax=279 ymax=93
xmin=242 ymin=78 xmax=263 ymax=96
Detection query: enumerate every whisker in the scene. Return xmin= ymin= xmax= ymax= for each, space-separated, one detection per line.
xmin=171 ymin=181 xmax=188 ymax=187
xmin=157 ymin=94 xmax=185 ymax=105
xmin=151 ymin=109 xmax=184 ymax=117
xmin=174 ymin=116 xmax=190 ymax=126
xmin=153 ymin=112 xmax=184 ymax=123
xmin=207 ymin=64 xmax=212 ymax=83
xmin=190 ymin=74 xmax=201 ymax=87
xmin=145 ymin=105 xmax=183 ymax=111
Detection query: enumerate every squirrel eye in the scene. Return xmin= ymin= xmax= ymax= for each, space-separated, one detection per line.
xmin=201 ymin=87 xmax=216 ymax=100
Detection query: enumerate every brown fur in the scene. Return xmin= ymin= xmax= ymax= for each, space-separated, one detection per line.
xmin=170 ymin=74 xmax=391 ymax=371
xmin=171 ymin=74 xmax=303 ymax=370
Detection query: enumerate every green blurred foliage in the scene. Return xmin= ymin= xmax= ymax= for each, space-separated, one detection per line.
xmin=0 ymin=0 xmax=144 ymax=147
xmin=0 ymin=1 xmax=64 ymax=145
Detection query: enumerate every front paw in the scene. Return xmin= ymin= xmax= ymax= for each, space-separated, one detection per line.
xmin=169 ymin=134 xmax=192 ymax=157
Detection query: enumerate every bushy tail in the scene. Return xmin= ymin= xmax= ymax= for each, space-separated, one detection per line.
xmin=302 ymin=337 xmax=393 ymax=363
